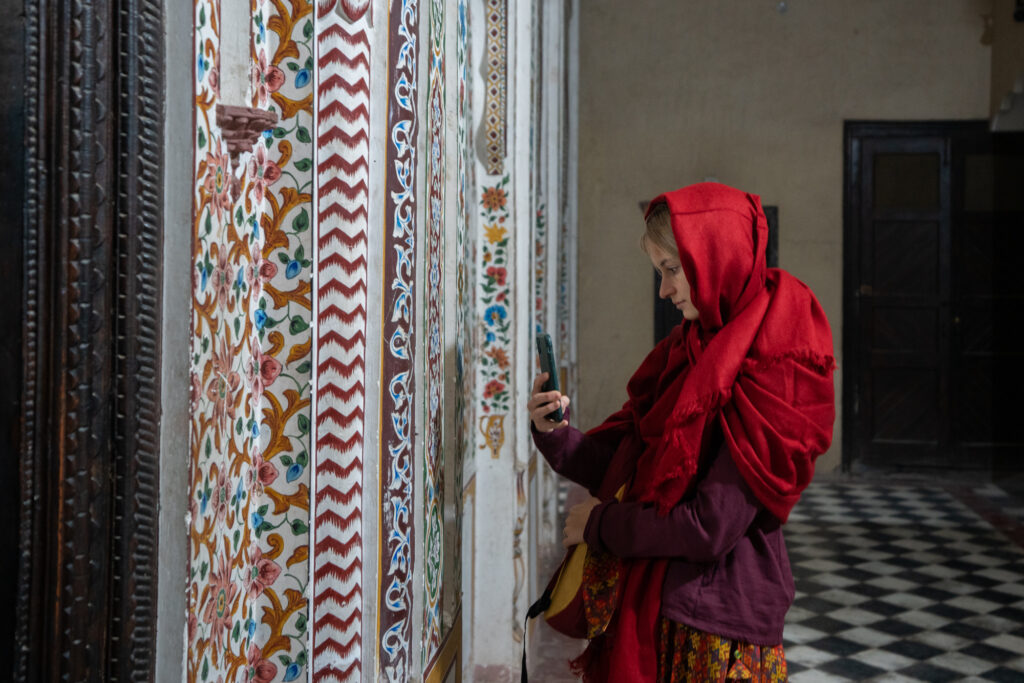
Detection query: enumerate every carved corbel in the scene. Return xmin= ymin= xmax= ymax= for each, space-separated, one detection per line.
xmin=214 ymin=104 xmax=279 ymax=202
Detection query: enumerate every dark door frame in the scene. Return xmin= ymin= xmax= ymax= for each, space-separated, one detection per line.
xmin=841 ymin=120 xmax=993 ymax=472
xmin=15 ymin=1 xmax=165 ymax=680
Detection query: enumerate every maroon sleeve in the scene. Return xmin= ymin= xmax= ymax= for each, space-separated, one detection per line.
xmin=531 ymin=412 xmax=616 ymax=493
xmin=583 ymin=446 xmax=761 ymax=561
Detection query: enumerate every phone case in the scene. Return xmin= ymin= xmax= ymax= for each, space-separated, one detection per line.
xmin=536 ymin=333 xmax=563 ymax=422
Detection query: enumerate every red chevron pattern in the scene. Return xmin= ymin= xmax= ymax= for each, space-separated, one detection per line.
xmin=312 ymin=7 xmax=371 ymax=683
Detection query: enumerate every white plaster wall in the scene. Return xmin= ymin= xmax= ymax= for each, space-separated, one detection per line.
xmin=577 ymin=0 xmax=993 ymax=472
xmin=156 ymin=0 xmax=193 ymax=678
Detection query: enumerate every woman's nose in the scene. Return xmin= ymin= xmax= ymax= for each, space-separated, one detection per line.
xmin=659 ymin=278 xmax=673 ymax=299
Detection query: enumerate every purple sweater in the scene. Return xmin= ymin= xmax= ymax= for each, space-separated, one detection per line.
xmin=532 ymin=421 xmax=795 ymax=646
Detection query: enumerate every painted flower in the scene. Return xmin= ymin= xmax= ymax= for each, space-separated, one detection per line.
xmin=202 ymin=550 xmax=239 ymax=652
xmin=484 ymin=304 xmax=507 ymax=327
xmin=246 ymin=242 xmax=278 ymax=295
xmin=190 ymin=371 xmax=202 ymax=412
xmin=212 ymin=466 xmax=230 ymax=524
xmin=247 ymin=144 xmax=281 ymax=204
xmin=247 ymin=336 xmax=282 ymax=407
xmin=208 ymin=63 xmax=220 ymax=98
xmin=486 ymin=265 xmax=507 ymax=286
xmin=248 ymin=450 xmax=279 ymax=497
xmin=252 ymin=49 xmax=285 ymax=107
xmin=206 ymin=336 xmax=242 ymax=435
xmin=481 ymin=186 xmax=507 ymax=212
xmin=247 ymin=643 xmax=278 ymax=683
xmin=487 ymin=347 xmax=510 ymax=369
xmin=254 ymin=308 xmax=268 ymax=330
xmin=484 ymin=379 xmax=505 ymax=399
xmin=245 ymin=546 xmax=282 ymax=600
xmin=210 ymin=246 xmax=233 ymax=310
xmin=483 ymin=223 xmax=507 ymax=244
xmin=496 ymin=292 xmax=507 ymax=303
xmin=203 ymin=147 xmax=232 ymax=223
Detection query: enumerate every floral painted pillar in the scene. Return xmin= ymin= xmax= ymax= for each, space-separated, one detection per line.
xmin=187 ymin=1 xmax=314 ymax=682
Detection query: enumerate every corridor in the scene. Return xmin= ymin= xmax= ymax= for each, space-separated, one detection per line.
xmin=531 ymin=476 xmax=1024 ymax=682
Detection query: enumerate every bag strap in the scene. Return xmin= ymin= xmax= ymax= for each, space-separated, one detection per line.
xmin=520 ymin=586 xmax=553 ymax=683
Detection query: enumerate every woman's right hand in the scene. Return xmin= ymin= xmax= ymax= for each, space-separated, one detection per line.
xmin=528 ymin=373 xmax=571 ymax=433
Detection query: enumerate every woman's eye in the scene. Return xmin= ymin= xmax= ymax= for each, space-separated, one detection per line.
xmin=667 ymin=267 xmax=679 ymax=274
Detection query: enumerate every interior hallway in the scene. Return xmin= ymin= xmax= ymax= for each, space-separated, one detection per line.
xmin=529 ymin=475 xmax=1024 ymax=682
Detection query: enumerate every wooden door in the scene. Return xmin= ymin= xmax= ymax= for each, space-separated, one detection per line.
xmin=844 ymin=122 xmax=1024 ymax=470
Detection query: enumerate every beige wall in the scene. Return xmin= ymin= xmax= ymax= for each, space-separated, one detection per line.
xmin=991 ymin=0 xmax=1024 ymax=116
xmin=577 ymin=0 xmax=991 ymax=471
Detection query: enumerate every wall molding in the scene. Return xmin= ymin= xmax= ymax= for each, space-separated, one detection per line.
xmin=16 ymin=0 xmax=165 ymax=680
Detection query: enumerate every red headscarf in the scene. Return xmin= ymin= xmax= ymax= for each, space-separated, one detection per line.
xmin=572 ymin=182 xmax=835 ymax=681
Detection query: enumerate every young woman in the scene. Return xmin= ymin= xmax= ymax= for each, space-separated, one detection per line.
xmin=527 ymin=182 xmax=835 ymax=682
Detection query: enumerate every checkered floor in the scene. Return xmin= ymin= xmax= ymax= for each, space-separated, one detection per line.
xmin=784 ymin=480 xmax=1024 ymax=682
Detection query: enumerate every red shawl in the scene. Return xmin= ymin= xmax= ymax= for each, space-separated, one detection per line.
xmin=572 ymin=182 xmax=835 ymax=681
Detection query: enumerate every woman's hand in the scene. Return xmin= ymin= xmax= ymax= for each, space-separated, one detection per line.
xmin=527 ymin=373 xmax=571 ymax=433
xmin=563 ymin=496 xmax=601 ymax=548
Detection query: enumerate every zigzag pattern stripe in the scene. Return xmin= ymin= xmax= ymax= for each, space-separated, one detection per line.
xmin=312 ymin=6 xmax=371 ymax=682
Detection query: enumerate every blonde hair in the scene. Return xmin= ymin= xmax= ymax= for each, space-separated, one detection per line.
xmin=641 ymin=202 xmax=676 ymax=255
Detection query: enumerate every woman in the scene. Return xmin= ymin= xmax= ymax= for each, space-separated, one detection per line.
xmin=527 ymin=182 xmax=835 ymax=682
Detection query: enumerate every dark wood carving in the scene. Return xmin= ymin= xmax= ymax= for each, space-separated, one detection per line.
xmin=16 ymin=0 xmax=164 ymax=681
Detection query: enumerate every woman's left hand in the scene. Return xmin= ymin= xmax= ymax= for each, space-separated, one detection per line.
xmin=562 ymin=496 xmax=601 ymax=548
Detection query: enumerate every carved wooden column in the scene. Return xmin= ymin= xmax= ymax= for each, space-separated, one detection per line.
xmin=16 ymin=0 xmax=165 ymax=680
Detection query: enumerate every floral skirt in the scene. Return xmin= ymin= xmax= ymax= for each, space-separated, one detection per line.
xmin=656 ymin=618 xmax=788 ymax=682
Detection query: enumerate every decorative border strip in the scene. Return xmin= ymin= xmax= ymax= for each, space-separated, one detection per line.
xmin=312 ymin=2 xmax=371 ymax=680
xmin=533 ymin=203 xmax=546 ymax=334
xmin=422 ymin=0 xmax=446 ymax=667
xmin=453 ymin=0 xmax=470 ymax=636
xmin=378 ymin=0 xmax=419 ymax=679
xmin=483 ymin=0 xmax=507 ymax=175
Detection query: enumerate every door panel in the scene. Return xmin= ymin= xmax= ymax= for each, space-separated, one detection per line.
xmin=845 ymin=122 xmax=1024 ymax=472
xmin=858 ymin=136 xmax=950 ymax=467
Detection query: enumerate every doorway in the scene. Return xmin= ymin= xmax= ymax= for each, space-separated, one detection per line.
xmin=843 ymin=121 xmax=1024 ymax=472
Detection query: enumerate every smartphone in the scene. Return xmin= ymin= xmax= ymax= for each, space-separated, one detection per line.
xmin=535 ymin=333 xmax=563 ymax=422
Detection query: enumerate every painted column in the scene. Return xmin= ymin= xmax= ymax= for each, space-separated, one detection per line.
xmin=187 ymin=1 xmax=314 ymax=682
xmin=311 ymin=1 xmax=373 ymax=681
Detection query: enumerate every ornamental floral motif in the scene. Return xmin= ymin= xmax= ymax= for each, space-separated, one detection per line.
xmin=478 ymin=174 xmax=512 ymax=414
xmin=188 ymin=1 xmax=312 ymax=682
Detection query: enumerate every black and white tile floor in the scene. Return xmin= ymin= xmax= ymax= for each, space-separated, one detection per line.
xmin=784 ymin=480 xmax=1024 ymax=682
xmin=531 ymin=476 xmax=1024 ymax=681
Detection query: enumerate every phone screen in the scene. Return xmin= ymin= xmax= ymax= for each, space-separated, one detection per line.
xmin=535 ymin=333 xmax=563 ymax=422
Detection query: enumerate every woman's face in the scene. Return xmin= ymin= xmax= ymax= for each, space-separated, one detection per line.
xmin=647 ymin=242 xmax=700 ymax=321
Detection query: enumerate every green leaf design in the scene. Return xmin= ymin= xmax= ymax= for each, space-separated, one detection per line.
xmin=296 ymin=360 xmax=311 ymax=374
xmin=289 ymin=315 xmax=310 ymax=335
xmin=296 ymin=126 xmax=312 ymax=143
xmin=291 ymin=519 xmax=309 ymax=535
xmin=296 ymin=450 xmax=308 ymax=467
xmin=303 ymin=19 xmax=314 ymax=39
xmin=273 ymin=127 xmax=288 ymax=139
xmin=293 ymin=158 xmax=313 ymax=172
xmin=280 ymin=455 xmax=293 ymax=467
xmin=198 ymin=127 xmax=206 ymax=148
xmin=297 ymin=414 xmax=310 ymax=435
